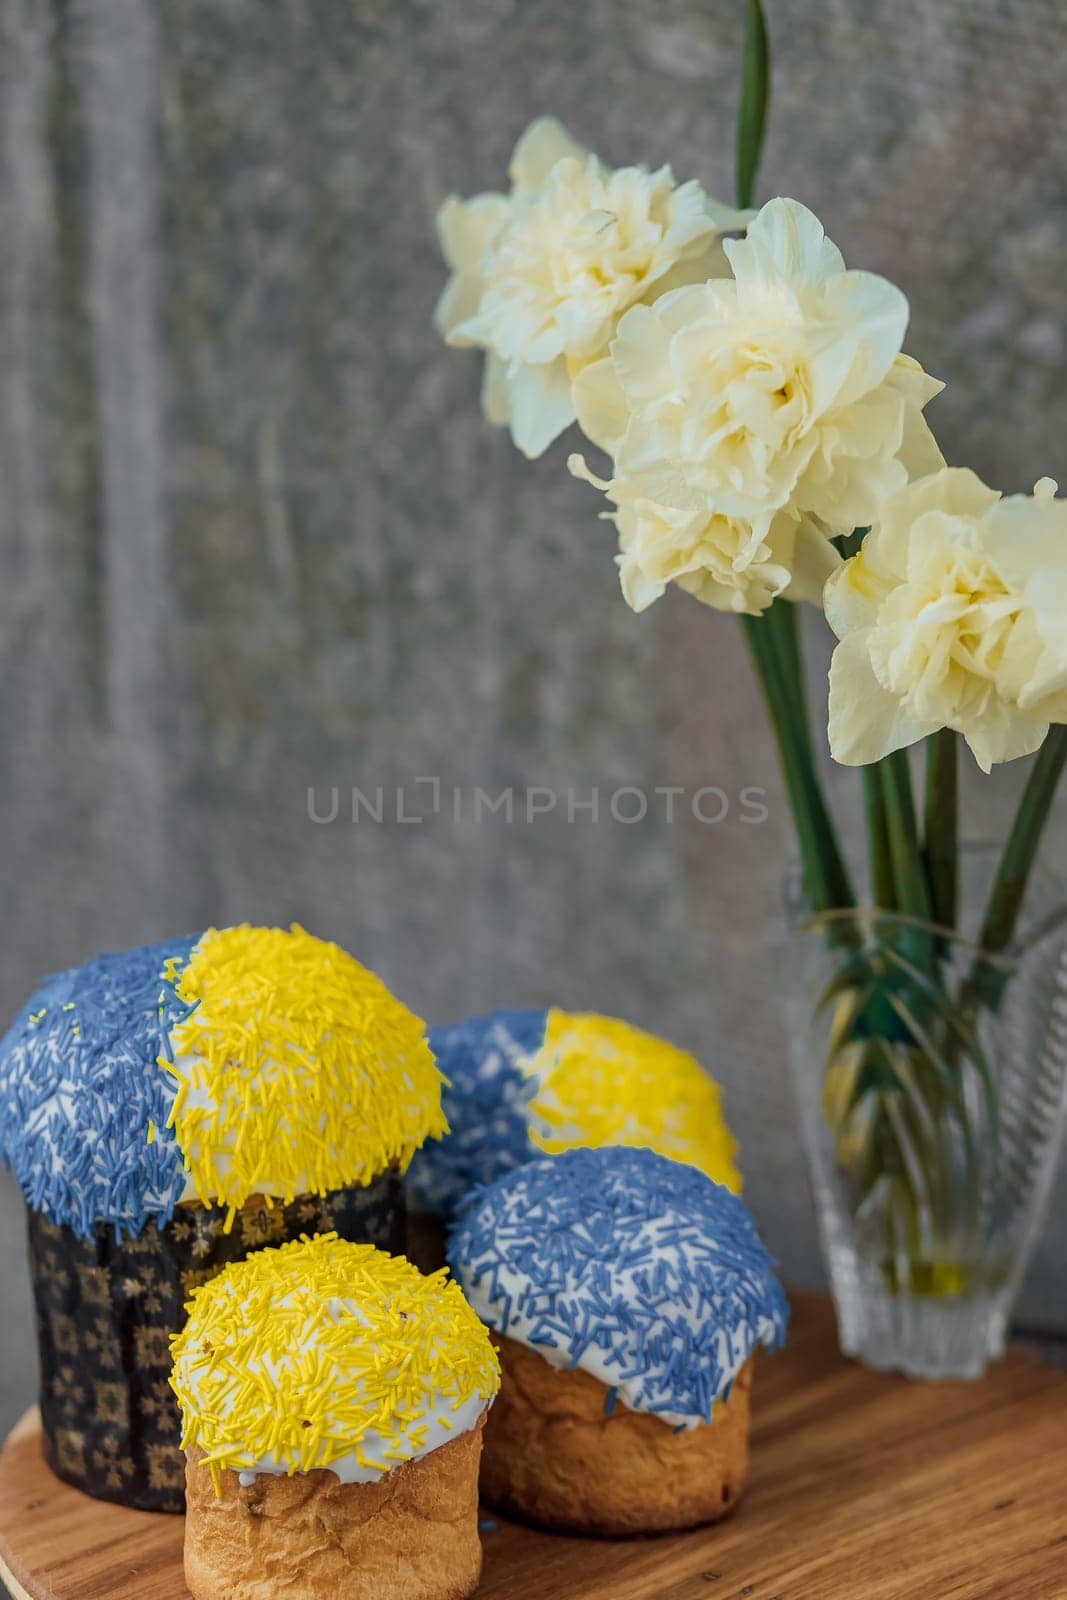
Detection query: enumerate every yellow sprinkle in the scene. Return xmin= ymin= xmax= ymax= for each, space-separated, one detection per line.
xmin=147 ymin=1120 xmax=156 ymax=1145
xmin=526 ymin=1009 xmax=741 ymax=1191
xmin=170 ymin=1234 xmax=499 ymax=1486
xmin=157 ymin=925 xmax=449 ymax=1213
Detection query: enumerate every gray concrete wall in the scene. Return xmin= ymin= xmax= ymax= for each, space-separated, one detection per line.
xmin=2 ymin=0 xmax=1067 ymax=1452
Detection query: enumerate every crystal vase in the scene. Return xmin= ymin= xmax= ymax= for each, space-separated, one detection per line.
xmin=785 ymin=853 xmax=1067 ymax=1379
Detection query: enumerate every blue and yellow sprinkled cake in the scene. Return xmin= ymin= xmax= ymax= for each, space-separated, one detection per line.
xmin=0 ymin=924 xmax=446 ymax=1237
xmin=448 ymin=1145 xmax=787 ymax=1535
xmin=406 ymin=1006 xmax=740 ymax=1222
xmin=0 ymin=924 xmax=447 ymax=1511
xmin=172 ymin=1234 xmax=499 ymax=1600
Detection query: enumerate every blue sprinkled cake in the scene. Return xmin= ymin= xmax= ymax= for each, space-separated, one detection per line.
xmin=405 ymin=1009 xmax=544 ymax=1217
xmin=449 ymin=1145 xmax=786 ymax=1425
xmin=0 ymin=937 xmax=199 ymax=1239
xmin=448 ymin=1146 xmax=787 ymax=1534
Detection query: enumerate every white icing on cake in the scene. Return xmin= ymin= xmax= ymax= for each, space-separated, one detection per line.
xmin=229 ymin=1389 xmax=488 ymax=1484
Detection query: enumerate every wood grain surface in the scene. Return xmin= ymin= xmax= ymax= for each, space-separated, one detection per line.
xmin=2 ymin=1293 xmax=1066 ymax=1600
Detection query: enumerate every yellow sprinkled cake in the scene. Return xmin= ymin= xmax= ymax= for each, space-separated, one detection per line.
xmin=528 ymin=1009 xmax=739 ymax=1182
xmin=162 ymin=923 xmax=449 ymax=1224
xmin=171 ymin=1233 xmax=499 ymax=1600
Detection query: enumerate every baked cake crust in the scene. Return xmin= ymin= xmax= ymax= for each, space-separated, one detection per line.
xmin=183 ymin=1418 xmax=486 ymax=1600
xmin=480 ymin=1334 xmax=753 ymax=1536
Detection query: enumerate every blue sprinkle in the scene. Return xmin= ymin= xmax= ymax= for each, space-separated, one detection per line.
xmin=478 ymin=1520 xmax=498 ymax=1532
xmin=448 ymin=1147 xmax=788 ymax=1427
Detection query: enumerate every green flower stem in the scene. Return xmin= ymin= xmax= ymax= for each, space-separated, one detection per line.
xmin=741 ymin=609 xmax=854 ymax=912
xmin=923 ymin=729 xmax=958 ymax=933
xmin=735 ymin=0 xmax=770 ymax=209
xmin=880 ymin=749 xmax=932 ymax=923
xmin=862 ymin=765 xmax=895 ymax=910
xmin=768 ymin=602 xmax=856 ymax=914
xmin=874 ymin=749 xmax=934 ymax=990
xmin=979 ymin=724 xmax=1067 ymax=955
xmin=765 ymin=595 xmax=813 ymax=750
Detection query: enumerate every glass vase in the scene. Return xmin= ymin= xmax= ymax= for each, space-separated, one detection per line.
xmin=785 ymin=853 xmax=1067 ymax=1379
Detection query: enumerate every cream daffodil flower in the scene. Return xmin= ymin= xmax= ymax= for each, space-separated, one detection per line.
xmin=568 ymin=453 xmax=841 ymax=615
xmin=568 ymin=197 xmax=944 ymax=613
xmin=434 ymin=117 xmax=748 ymax=458
xmin=826 ymin=470 xmax=1067 ymax=772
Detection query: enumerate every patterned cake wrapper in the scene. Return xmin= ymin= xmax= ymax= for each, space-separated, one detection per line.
xmin=405 ymin=1207 xmax=448 ymax=1275
xmin=27 ymin=1174 xmax=405 ymax=1512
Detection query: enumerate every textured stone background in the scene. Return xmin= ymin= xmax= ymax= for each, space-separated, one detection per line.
xmin=2 ymin=0 xmax=1067 ymax=1451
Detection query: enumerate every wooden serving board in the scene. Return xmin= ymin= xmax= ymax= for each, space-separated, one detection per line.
xmin=2 ymin=1293 xmax=1066 ymax=1600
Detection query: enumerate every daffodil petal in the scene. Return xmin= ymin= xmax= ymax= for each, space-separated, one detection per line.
xmin=507 ymin=358 xmax=576 ymax=458
xmin=828 ymin=632 xmax=937 ymax=765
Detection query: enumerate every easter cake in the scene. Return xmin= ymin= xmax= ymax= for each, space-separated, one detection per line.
xmin=448 ymin=1145 xmax=787 ymax=1535
xmin=407 ymin=1007 xmax=739 ymax=1253
xmin=171 ymin=1233 xmax=499 ymax=1600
